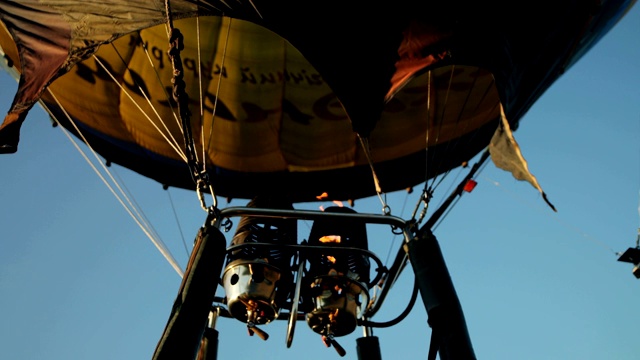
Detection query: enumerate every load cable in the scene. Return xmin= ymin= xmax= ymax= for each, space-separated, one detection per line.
xmin=483 ymin=174 xmax=618 ymax=256
xmin=42 ymin=89 xmax=184 ymax=277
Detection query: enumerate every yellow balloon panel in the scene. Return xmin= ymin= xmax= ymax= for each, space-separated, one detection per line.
xmin=8 ymin=15 xmax=500 ymax=177
xmin=366 ymin=66 xmax=500 ymax=163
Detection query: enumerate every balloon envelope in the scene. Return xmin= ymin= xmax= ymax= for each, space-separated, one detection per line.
xmin=0 ymin=1 xmax=635 ymax=202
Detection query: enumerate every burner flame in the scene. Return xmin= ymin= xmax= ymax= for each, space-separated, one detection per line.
xmin=319 ymin=235 xmax=341 ymax=244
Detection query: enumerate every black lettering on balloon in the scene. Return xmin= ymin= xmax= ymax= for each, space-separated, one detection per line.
xmin=282 ymin=69 xmax=324 ymax=86
xmin=303 ymin=70 xmax=323 ymax=86
xmin=74 ymin=62 xmax=98 ymax=84
xmin=241 ymin=102 xmax=271 ymax=122
xmin=74 ymin=55 xmax=118 ymax=84
xmin=151 ymin=46 xmax=165 ymax=69
xmin=182 ymin=58 xmax=228 ymax=80
xmin=282 ymin=99 xmax=313 ymax=125
xmin=158 ymin=86 xmax=178 ymax=108
xmin=184 ymin=57 xmax=197 ymax=77
xmin=312 ymin=93 xmax=348 ymax=121
xmin=128 ymin=34 xmax=138 ymax=47
xmin=95 ymin=56 xmax=118 ymax=81
xmin=157 ymin=87 xmax=238 ymax=122
xmin=201 ymin=61 xmax=213 ymax=80
xmin=123 ymin=68 xmax=150 ymax=98
xmin=213 ymin=64 xmax=227 ymax=78
xmin=260 ymin=72 xmax=277 ymax=84
xmin=241 ymin=67 xmax=257 ymax=84
xmin=286 ymin=70 xmax=304 ymax=85
xmin=203 ymin=92 xmax=237 ymax=121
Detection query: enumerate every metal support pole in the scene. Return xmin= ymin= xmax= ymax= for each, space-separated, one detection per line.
xmin=197 ymin=328 xmax=219 ymax=360
xmin=406 ymin=228 xmax=476 ymax=360
xmin=356 ymin=326 xmax=382 ymax=360
xmin=197 ymin=309 xmax=220 ymax=360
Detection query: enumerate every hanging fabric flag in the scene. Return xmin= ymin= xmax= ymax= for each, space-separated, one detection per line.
xmin=489 ymin=103 xmax=556 ymax=212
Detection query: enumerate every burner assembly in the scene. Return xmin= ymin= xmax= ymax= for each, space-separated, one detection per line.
xmin=304 ymin=206 xmax=371 ymax=344
xmin=217 ymin=201 xmax=387 ymax=356
xmin=222 ymin=197 xmax=297 ymax=339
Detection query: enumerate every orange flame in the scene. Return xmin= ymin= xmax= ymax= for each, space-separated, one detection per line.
xmin=319 ymin=235 xmax=341 ymax=244
xmin=316 ymin=192 xmax=344 ymax=209
xmin=326 ymin=256 xmax=337 ymax=264
xmin=316 ymin=192 xmax=329 ymax=200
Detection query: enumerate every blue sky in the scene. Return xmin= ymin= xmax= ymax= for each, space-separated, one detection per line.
xmin=1 ymin=7 xmax=639 ymax=360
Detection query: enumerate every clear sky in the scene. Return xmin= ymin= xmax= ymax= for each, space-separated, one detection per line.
xmin=1 ymin=7 xmax=639 ymax=360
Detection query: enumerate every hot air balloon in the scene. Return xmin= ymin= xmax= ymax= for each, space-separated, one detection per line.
xmin=0 ymin=1 xmax=637 ymax=359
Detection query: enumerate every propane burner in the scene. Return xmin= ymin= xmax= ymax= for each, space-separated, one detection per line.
xmin=305 ymin=273 xmax=369 ymax=337
xmin=304 ymin=206 xmax=371 ymax=342
xmin=222 ymin=259 xmax=282 ymax=325
xmin=222 ymin=196 xmax=297 ymax=338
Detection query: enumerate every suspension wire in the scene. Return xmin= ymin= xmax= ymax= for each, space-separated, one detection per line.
xmin=424 ymin=69 xmax=432 ymax=178
xmin=424 ymin=149 xmax=490 ymax=231
xmin=431 ymin=142 xmax=492 ymax=215
xmin=412 ymin=65 xmax=455 ymax=223
xmin=357 ymin=134 xmax=390 ymax=215
xmin=93 ymin=54 xmax=187 ymax=162
xmin=411 ymin=70 xmax=433 ymax=223
xmin=428 ymin=65 xmax=485 ymax=193
xmin=43 ymin=90 xmax=184 ymax=277
xmin=382 ymin=191 xmax=413 ymax=270
xmin=413 ymin=67 xmax=498 ymax=226
xmin=247 ymin=0 xmax=263 ymax=18
xmin=413 ymin=67 xmax=458 ymax=224
xmin=434 ymin=67 xmax=483 ymax=158
xmin=196 ymin=15 xmax=207 ymax=169
xmin=107 ymin=34 xmax=207 ymax=260
xmin=431 ymin=158 xmax=487 ymax=231
xmin=205 ymin=17 xmax=232 ymax=155
xmin=111 ymin=167 xmax=167 ymax=245
xmin=133 ymin=40 xmax=182 ymax=133
xmin=434 ymin=66 xmax=455 ymax=141
xmin=482 ymin=173 xmax=619 ymax=255
xmin=166 ymin=188 xmax=191 ymax=257
xmin=430 ymin=169 xmax=466 ymax=219
xmin=192 ymin=13 xmax=212 ymax=203
xmin=426 ymin=65 xmax=456 ymax=191
xmin=196 ymin=15 xmax=204 ymax=120
xmin=432 ymin=189 xmax=463 ymax=231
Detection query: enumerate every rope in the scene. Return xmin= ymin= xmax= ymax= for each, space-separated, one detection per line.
xmin=205 ymin=17 xmax=232 ymax=156
xmin=43 ymin=89 xmax=184 ymax=277
xmin=416 ymin=67 xmax=498 ymax=226
xmin=93 ymin=55 xmax=187 ymax=162
xmin=166 ymin=188 xmax=190 ymax=257
xmin=483 ymin=173 xmax=618 ymax=255
xmin=357 ymin=134 xmax=390 ymax=215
